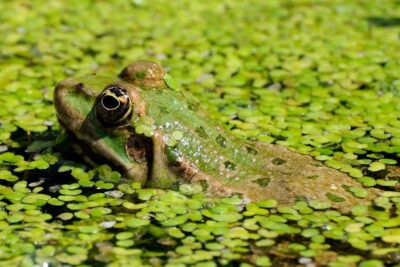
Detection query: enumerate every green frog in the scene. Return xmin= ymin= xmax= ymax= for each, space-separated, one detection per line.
xmin=54 ymin=61 xmax=377 ymax=211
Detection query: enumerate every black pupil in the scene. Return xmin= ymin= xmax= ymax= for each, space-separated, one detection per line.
xmin=96 ymin=85 xmax=131 ymax=127
xmin=102 ymin=95 xmax=119 ymax=110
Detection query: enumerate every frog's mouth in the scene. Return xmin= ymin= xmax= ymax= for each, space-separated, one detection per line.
xmin=71 ymin=132 xmax=112 ymax=166
xmin=59 ymin=119 xmax=109 ymax=166
xmin=59 ymin=118 xmax=154 ymax=184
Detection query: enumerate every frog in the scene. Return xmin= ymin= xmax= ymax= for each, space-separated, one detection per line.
xmin=54 ymin=61 xmax=378 ymax=211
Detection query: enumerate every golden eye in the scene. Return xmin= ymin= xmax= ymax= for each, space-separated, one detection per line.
xmin=96 ymin=85 xmax=132 ymax=127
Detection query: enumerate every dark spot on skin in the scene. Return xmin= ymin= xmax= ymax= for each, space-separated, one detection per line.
xmin=325 ymin=192 xmax=345 ymax=203
xmin=246 ymin=146 xmax=258 ymax=155
xmin=272 ymin=158 xmax=286 ymax=165
xmin=126 ymin=134 xmax=151 ymax=163
xmin=75 ymin=83 xmax=85 ymax=92
xmin=253 ymin=178 xmax=270 ymax=187
xmin=224 ymin=161 xmax=236 ymax=170
xmin=134 ymin=70 xmax=147 ymax=79
xmin=341 ymin=184 xmax=351 ymax=193
xmin=216 ymin=135 xmax=226 ymax=148
xmin=312 ymin=162 xmax=324 ymax=167
xmin=195 ymin=126 xmax=208 ymax=138
xmin=307 ymin=175 xmax=319 ymax=180
xmin=187 ymin=100 xmax=199 ymax=112
xmin=158 ymin=106 xmax=169 ymax=114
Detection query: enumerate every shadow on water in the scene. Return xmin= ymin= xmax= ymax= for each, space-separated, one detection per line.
xmin=367 ymin=16 xmax=400 ymax=27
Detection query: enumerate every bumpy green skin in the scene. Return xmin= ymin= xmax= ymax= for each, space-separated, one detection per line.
xmin=54 ymin=61 xmax=379 ymax=211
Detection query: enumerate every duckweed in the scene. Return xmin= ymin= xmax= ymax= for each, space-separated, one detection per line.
xmin=1 ymin=0 xmax=400 ymax=266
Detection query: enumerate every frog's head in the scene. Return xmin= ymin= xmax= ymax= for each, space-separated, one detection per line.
xmin=54 ymin=61 xmax=167 ymax=184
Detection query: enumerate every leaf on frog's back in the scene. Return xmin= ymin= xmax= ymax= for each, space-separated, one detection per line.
xmin=271 ymin=158 xmax=286 ymax=165
xmin=325 ymin=192 xmax=345 ymax=203
xmin=164 ymin=74 xmax=180 ymax=91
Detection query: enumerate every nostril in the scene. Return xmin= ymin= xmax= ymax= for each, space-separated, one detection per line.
xmin=75 ymin=83 xmax=85 ymax=92
xmin=102 ymin=95 xmax=120 ymax=110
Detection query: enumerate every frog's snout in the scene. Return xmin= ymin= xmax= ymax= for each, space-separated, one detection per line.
xmin=54 ymin=78 xmax=88 ymax=131
xmin=54 ymin=78 xmax=74 ymax=117
xmin=119 ymin=60 xmax=167 ymax=89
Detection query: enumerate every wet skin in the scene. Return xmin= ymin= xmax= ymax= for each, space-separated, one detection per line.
xmin=54 ymin=61 xmax=378 ymax=211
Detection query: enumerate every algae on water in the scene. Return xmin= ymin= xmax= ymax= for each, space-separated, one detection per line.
xmin=0 ymin=0 xmax=400 ymax=266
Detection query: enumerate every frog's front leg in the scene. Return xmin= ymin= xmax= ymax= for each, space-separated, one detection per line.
xmin=145 ymin=130 xmax=180 ymax=188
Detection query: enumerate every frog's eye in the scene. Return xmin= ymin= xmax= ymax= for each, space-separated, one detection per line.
xmin=96 ymin=85 xmax=132 ymax=127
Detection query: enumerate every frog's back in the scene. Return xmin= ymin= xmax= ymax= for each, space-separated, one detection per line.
xmin=141 ymin=89 xmax=263 ymax=174
xmin=140 ymin=89 xmax=379 ymax=212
